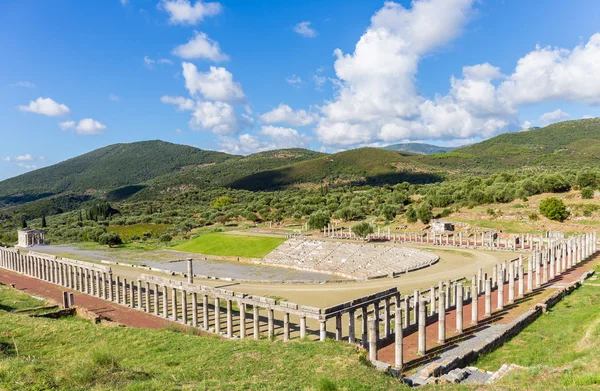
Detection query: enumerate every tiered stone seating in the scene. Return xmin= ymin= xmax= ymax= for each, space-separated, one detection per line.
xmin=262 ymin=239 xmax=439 ymax=279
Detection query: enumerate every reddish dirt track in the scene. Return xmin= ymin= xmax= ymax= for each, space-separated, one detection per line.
xmin=0 ymin=268 xmax=177 ymax=329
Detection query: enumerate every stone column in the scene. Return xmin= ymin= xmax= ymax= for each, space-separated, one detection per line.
xmin=542 ymin=252 xmax=548 ymax=283
xmin=253 ymin=305 xmax=260 ymax=340
xmin=497 ymin=267 xmax=504 ymax=310
xmin=362 ymin=306 xmax=369 ymax=347
xmin=95 ymin=271 xmax=101 ymax=297
xmin=393 ymin=307 xmax=403 ymax=371
xmin=373 ymin=300 xmax=380 ymax=341
xmin=154 ymin=284 xmax=160 ymax=316
xmin=226 ymin=299 xmax=233 ymax=337
xmin=187 ymin=258 xmax=193 ymax=284
xmin=412 ymin=290 xmax=419 ymax=326
xmin=145 ymin=282 xmax=151 ymax=311
xmin=319 ymin=320 xmax=327 ymax=342
xmin=163 ymin=286 xmax=169 ymax=318
xmin=239 ymin=302 xmax=246 ymax=338
xmin=115 ymin=276 xmax=121 ymax=304
xmin=137 ymin=280 xmax=143 ymax=310
xmin=402 ymin=299 xmax=409 ymax=329
xmin=438 ymin=291 xmax=446 ymax=344
xmin=171 ymin=288 xmax=178 ymax=321
xmin=128 ymin=280 xmax=135 ymax=308
xmin=429 ymin=287 xmax=436 ymax=316
xmin=492 ymin=264 xmax=498 ymax=289
xmin=471 ymin=278 xmax=478 ymax=325
xmin=456 ymin=283 xmax=463 ymax=333
xmin=283 ymin=312 xmax=290 ymax=342
xmin=191 ymin=292 xmax=198 ymax=327
xmin=508 ymin=262 xmax=515 ymax=304
xmin=214 ymin=297 xmax=221 ymax=333
xmin=368 ymin=318 xmax=377 ymax=362
xmin=181 ymin=290 xmax=188 ymax=325
xmin=485 ymin=278 xmax=492 ymax=316
xmin=267 ymin=308 xmax=274 ymax=339
xmin=535 ymin=254 xmax=541 ymax=288
xmin=335 ymin=314 xmax=342 ymax=341
xmin=121 ymin=277 xmax=127 ymax=305
xmin=300 ymin=316 xmax=307 ymax=339
xmin=527 ymin=256 xmax=533 ymax=292
xmin=348 ymin=309 xmax=356 ymax=343
xmin=203 ymin=295 xmax=209 ymax=330
xmin=549 ymin=249 xmax=555 ymax=279
xmin=417 ymin=297 xmax=426 ymax=355
xmin=518 ymin=265 xmax=524 ymax=298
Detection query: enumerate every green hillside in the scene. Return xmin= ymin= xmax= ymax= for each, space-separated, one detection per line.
xmin=141 ymin=148 xmax=326 ymax=197
xmin=384 ymin=142 xmax=456 ymax=154
xmin=229 ymin=148 xmax=443 ymax=190
xmin=418 ymin=118 xmax=600 ymax=172
xmin=0 ymin=141 xmax=234 ymax=203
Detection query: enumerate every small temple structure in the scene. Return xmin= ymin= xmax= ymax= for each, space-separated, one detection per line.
xmin=17 ymin=228 xmax=46 ymax=247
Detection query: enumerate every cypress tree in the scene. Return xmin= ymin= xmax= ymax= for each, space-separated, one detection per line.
xmin=41 ymin=215 xmax=47 ymax=228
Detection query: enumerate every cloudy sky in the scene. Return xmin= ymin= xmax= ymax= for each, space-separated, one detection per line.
xmin=2 ymin=0 xmax=600 ymax=180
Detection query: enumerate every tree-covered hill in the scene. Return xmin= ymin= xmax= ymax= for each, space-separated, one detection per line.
xmin=384 ymin=142 xmax=456 ymax=154
xmin=418 ymin=118 xmax=600 ymax=172
xmin=229 ymin=148 xmax=444 ymax=190
xmin=0 ymin=140 xmax=235 ymax=204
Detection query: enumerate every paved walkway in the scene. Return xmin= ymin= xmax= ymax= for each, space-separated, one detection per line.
xmin=0 ymin=268 xmax=181 ymax=329
xmin=377 ymin=256 xmax=597 ymax=370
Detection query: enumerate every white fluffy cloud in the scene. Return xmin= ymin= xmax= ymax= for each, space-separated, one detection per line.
xmin=160 ymin=95 xmax=196 ymax=111
xmin=182 ymin=62 xmax=245 ymax=102
xmin=499 ymin=34 xmax=600 ymax=105
xmin=286 ymin=74 xmax=302 ymax=85
xmin=259 ymin=104 xmax=317 ymax=126
xmin=2 ymin=154 xmax=46 ymax=170
xmin=220 ymin=125 xmax=311 ymax=154
xmin=539 ymin=109 xmax=570 ymax=125
xmin=172 ymin=31 xmax=229 ymax=62
xmin=294 ymin=21 xmax=317 ymax=38
xmin=60 ymin=119 xmax=106 ymax=135
xmin=189 ymin=101 xmax=248 ymax=135
xmin=19 ymin=97 xmax=71 ymax=117
xmin=316 ymin=0 xmax=480 ymax=147
xmin=160 ymin=0 xmax=222 ymax=25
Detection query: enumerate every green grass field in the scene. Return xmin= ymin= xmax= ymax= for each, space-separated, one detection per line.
xmin=173 ymin=233 xmax=286 ymax=258
xmin=107 ymin=223 xmax=169 ymax=241
xmin=0 ymin=286 xmax=401 ymax=391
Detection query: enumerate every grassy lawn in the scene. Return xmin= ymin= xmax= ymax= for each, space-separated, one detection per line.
xmin=0 ymin=288 xmax=402 ymax=391
xmin=0 ymin=284 xmax=46 ymax=312
xmin=173 ymin=232 xmax=286 ymax=258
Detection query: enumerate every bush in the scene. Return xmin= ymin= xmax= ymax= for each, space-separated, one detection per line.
xmin=159 ymin=234 xmax=172 ymax=243
xmin=539 ymin=197 xmax=569 ymax=222
xmin=405 ymin=205 xmax=418 ymax=223
xmin=417 ymin=203 xmax=433 ymax=225
xmin=351 ymin=222 xmax=373 ymax=238
xmin=308 ymin=211 xmax=330 ymax=230
xmin=581 ymin=187 xmax=594 ymax=199
xmin=98 ymin=232 xmax=122 ymax=247
xmin=529 ymin=213 xmax=539 ymax=221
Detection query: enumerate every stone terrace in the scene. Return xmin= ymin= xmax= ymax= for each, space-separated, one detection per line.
xmin=261 ymin=239 xmax=439 ymax=280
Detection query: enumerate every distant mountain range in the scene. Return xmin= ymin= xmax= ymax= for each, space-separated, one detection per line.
xmin=3 ymin=118 xmax=600 ymax=213
xmin=383 ymin=142 xmax=456 ymax=154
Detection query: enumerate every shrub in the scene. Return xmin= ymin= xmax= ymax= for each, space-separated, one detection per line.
xmin=210 ymin=196 xmax=233 ymax=209
xmin=98 ymin=232 xmax=122 ymax=247
xmin=351 ymin=222 xmax=373 ymax=238
xmin=581 ymin=187 xmax=594 ymax=199
xmin=308 ymin=211 xmax=330 ymax=230
xmin=529 ymin=213 xmax=539 ymax=221
xmin=405 ymin=205 xmax=418 ymax=223
xmin=539 ymin=197 xmax=569 ymax=222
xmin=159 ymin=234 xmax=172 ymax=243
xmin=417 ymin=203 xmax=433 ymax=225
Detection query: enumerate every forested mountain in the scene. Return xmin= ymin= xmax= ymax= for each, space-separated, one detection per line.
xmin=384 ymin=142 xmax=456 ymax=154
xmin=418 ymin=118 xmax=600 ymax=172
xmin=0 ymin=141 xmax=234 ymax=200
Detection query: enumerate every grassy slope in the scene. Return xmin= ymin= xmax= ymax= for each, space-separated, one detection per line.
xmin=0 ymin=287 xmax=401 ymax=391
xmin=229 ymin=148 xmax=443 ymax=190
xmin=417 ymin=118 xmax=600 ymax=173
xmin=173 ymin=233 xmax=286 ymax=258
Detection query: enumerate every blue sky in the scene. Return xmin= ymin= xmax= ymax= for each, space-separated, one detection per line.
xmin=2 ymin=0 xmax=600 ymax=180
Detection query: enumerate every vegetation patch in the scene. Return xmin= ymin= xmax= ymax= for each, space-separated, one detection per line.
xmin=173 ymin=233 xmax=286 ymax=258
xmin=107 ymin=223 xmax=169 ymax=241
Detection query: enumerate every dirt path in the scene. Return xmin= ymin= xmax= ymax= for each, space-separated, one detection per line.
xmin=0 ymin=268 xmax=179 ymax=330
